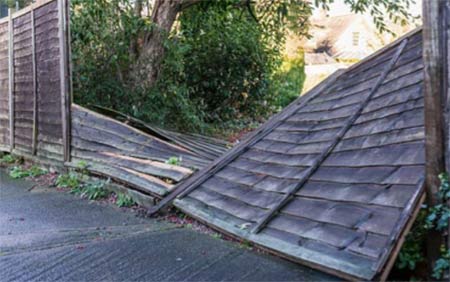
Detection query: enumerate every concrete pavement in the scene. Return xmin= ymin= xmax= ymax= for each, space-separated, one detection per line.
xmin=0 ymin=170 xmax=337 ymax=281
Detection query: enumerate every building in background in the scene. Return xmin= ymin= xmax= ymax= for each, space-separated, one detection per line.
xmin=306 ymin=14 xmax=384 ymax=61
xmin=292 ymin=10 xmax=419 ymax=93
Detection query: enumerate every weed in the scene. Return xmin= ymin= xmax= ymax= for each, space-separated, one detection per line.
xmin=55 ymin=172 xmax=81 ymax=189
xmin=81 ymin=181 xmax=109 ymax=200
xmin=239 ymin=240 xmax=253 ymax=250
xmin=0 ymin=154 xmax=22 ymax=165
xmin=116 ymin=193 xmax=135 ymax=207
xmin=211 ymin=233 xmax=222 ymax=240
xmin=166 ymin=156 xmax=182 ymax=166
xmin=9 ymin=166 xmax=47 ymax=179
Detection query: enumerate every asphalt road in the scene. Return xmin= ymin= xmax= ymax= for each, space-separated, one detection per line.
xmin=0 ymin=170 xmax=337 ymax=281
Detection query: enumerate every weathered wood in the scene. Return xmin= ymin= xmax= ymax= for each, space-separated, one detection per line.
xmin=31 ymin=10 xmax=37 ymax=155
xmin=0 ymin=21 xmax=10 ymax=150
xmin=422 ymin=0 xmax=446 ymax=276
xmin=66 ymin=158 xmax=173 ymax=197
xmin=251 ymin=39 xmax=408 ymax=234
xmin=91 ymin=105 xmax=229 ymax=161
xmin=147 ymin=69 xmax=346 ymax=216
xmin=58 ymin=0 xmax=70 ymax=162
xmin=8 ymin=9 xmax=14 ymax=151
xmin=71 ymin=149 xmax=192 ymax=182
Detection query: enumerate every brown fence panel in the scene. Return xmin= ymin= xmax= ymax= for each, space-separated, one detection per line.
xmin=35 ymin=1 xmax=64 ymax=161
xmin=0 ymin=0 xmax=71 ymax=164
xmin=0 ymin=21 xmax=9 ymax=151
xmin=13 ymin=13 xmax=34 ymax=154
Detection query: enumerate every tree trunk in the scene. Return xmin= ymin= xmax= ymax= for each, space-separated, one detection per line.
xmin=135 ymin=0 xmax=181 ymax=87
xmin=129 ymin=0 xmax=143 ymax=60
xmin=133 ymin=0 xmax=201 ymax=88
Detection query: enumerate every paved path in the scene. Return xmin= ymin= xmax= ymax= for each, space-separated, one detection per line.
xmin=0 ymin=170 xmax=336 ymax=281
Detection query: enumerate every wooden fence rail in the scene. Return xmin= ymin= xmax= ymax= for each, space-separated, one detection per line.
xmin=0 ymin=0 xmax=71 ymax=163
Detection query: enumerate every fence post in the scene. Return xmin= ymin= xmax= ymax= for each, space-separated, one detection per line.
xmin=8 ymin=8 xmax=14 ymax=152
xmin=31 ymin=9 xmax=37 ymax=156
xmin=422 ymin=0 xmax=447 ymax=278
xmin=58 ymin=0 xmax=70 ymax=162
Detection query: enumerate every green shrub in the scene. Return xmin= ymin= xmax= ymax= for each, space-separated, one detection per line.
xmin=396 ymin=173 xmax=450 ymax=279
xmin=70 ymin=0 xmax=307 ymax=135
xmin=270 ymin=55 xmax=306 ymax=109
xmin=71 ymin=0 xmax=151 ymax=112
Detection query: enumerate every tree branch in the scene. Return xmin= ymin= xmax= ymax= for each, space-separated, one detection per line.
xmin=179 ymin=0 xmax=202 ymax=11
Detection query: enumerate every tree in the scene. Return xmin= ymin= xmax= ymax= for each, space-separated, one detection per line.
xmin=0 ymin=0 xmax=33 ymax=9
xmin=135 ymin=0 xmax=415 ymax=88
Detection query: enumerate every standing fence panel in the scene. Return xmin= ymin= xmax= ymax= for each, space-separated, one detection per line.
xmin=13 ymin=13 xmax=34 ymax=154
xmin=0 ymin=0 xmax=71 ymax=164
xmin=35 ymin=1 xmax=63 ymax=161
xmin=0 ymin=21 xmax=9 ymax=151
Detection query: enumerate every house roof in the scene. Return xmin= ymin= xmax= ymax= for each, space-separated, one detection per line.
xmin=312 ymin=14 xmax=359 ymax=46
xmin=306 ymin=14 xmax=381 ymax=59
xmin=165 ymin=29 xmax=424 ymax=280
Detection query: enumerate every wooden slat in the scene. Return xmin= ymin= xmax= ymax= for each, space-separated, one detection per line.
xmin=251 ymin=39 xmax=409 ymax=234
xmin=147 ymin=69 xmax=347 ymax=216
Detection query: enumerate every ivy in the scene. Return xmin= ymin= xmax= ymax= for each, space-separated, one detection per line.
xmin=426 ymin=173 xmax=450 ymax=279
xmin=397 ymin=173 xmax=450 ymax=279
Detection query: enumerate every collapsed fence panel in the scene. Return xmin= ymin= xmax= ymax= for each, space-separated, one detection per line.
xmin=0 ymin=0 xmax=71 ymax=163
xmin=69 ymin=105 xmax=208 ymax=198
xmin=170 ymin=29 xmax=426 ymax=281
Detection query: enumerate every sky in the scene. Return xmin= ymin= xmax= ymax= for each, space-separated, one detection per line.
xmin=313 ymin=0 xmax=422 ymax=18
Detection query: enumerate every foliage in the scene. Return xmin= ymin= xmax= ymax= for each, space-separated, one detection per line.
xmin=427 ymin=173 xmax=450 ymax=279
xmin=70 ymin=0 xmax=415 ymax=134
xmin=0 ymin=0 xmax=33 ymax=9
xmin=71 ymin=0 xmax=151 ymax=111
xmin=79 ymin=180 xmax=110 ymax=200
xmin=55 ymin=172 xmax=81 ymax=189
xmin=396 ymin=210 xmax=426 ymax=271
xmin=397 ymin=173 xmax=450 ymax=279
xmin=269 ymin=55 xmax=306 ymax=109
xmin=116 ymin=193 xmax=135 ymax=207
xmin=173 ymin=1 xmax=279 ymax=124
xmin=433 ymin=248 xmax=450 ymax=279
xmin=70 ymin=0 xmax=305 ymax=134
xmin=425 ymin=173 xmax=450 ymax=232
xmin=56 ymin=161 xmax=108 ymax=200
xmin=0 ymin=154 xmax=22 ymax=165
xmin=9 ymin=165 xmax=47 ymax=179
xmin=166 ymin=156 xmax=182 ymax=166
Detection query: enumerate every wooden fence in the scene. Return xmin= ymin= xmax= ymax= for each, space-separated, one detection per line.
xmin=0 ymin=0 xmax=71 ymax=163
xmin=0 ymin=0 xmax=230 ymax=200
